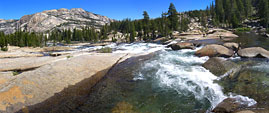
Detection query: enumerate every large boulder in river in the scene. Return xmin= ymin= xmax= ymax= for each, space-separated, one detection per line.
xmin=203 ymin=57 xmax=238 ymax=76
xmin=223 ymin=42 xmax=240 ymax=51
xmin=212 ymin=98 xmax=253 ymax=113
xmin=170 ymin=42 xmax=195 ymax=50
xmin=212 ymin=98 xmax=242 ymax=113
xmin=237 ymin=47 xmax=269 ymax=58
xmin=195 ymin=44 xmax=234 ymax=58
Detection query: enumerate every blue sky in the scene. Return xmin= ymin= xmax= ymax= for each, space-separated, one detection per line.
xmin=0 ymin=0 xmax=214 ymax=20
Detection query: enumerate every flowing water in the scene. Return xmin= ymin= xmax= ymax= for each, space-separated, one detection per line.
xmin=233 ymin=32 xmax=269 ymax=50
xmin=75 ymin=42 xmax=259 ymax=113
xmin=69 ymin=33 xmax=269 ymax=113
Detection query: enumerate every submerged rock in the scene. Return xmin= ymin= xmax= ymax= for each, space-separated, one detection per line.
xmin=212 ymin=98 xmax=243 ymax=113
xmin=235 ymin=110 xmax=255 ymax=113
xmin=219 ymin=67 xmax=269 ymax=110
xmin=195 ymin=44 xmax=234 ymax=58
xmin=203 ymin=57 xmax=238 ymax=76
xmin=213 ymin=97 xmax=257 ymax=113
xmin=237 ymin=47 xmax=269 ymax=58
xmin=169 ymin=42 xmax=196 ymax=50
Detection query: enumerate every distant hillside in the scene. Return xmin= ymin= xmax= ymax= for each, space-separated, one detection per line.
xmin=0 ymin=8 xmax=114 ymax=34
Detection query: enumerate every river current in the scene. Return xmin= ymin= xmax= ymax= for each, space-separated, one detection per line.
xmin=80 ymin=42 xmax=258 ymax=113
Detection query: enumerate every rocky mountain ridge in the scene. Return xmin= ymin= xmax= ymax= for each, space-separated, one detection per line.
xmin=0 ymin=8 xmax=114 ymax=34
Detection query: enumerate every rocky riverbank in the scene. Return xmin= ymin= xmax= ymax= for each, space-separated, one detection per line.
xmin=0 ymin=28 xmax=268 ymax=113
xmin=0 ymin=50 xmax=134 ymax=113
xmin=0 ymin=42 xmax=165 ymax=113
xmin=168 ymin=31 xmax=269 ymax=113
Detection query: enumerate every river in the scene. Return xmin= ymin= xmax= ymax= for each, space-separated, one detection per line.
xmin=58 ymin=33 xmax=268 ymax=113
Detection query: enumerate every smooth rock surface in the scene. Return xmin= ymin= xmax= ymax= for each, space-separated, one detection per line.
xmin=0 ymin=53 xmax=129 ymax=113
xmin=212 ymin=98 xmax=243 ymax=113
xmin=170 ymin=42 xmax=195 ymax=50
xmin=223 ymin=42 xmax=240 ymax=51
xmin=0 ymin=56 xmax=66 ymax=72
xmin=42 ymin=46 xmax=73 ymax=52
xmin=195 ymin=44 xmax=234 ymax=57
xmin=0 ymin=52 xmax=44 ymax=58
xmin=237 ymin=47 xmax=269 ymax=58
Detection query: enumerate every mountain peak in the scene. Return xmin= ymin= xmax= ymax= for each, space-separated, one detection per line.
xmin=70 ymin=8 xmax=85 ymax=12
xmin=0 ymin=8 xmax=114 ymax=34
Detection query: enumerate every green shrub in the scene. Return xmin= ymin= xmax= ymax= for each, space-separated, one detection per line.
xmin=1 ymin=47 xmax=8 ymax=51
xmin=235 ymin=27 xmax=251 ymax=32
xmin=13 ymin=71 xmax=19 ymax=76
xmin=266 ymin=28 xmax=269 ymax=34
xmin=98 ymin=47 xmax=112 ymax=53
xmin=67 ymin=56 xmax=73 ymax=59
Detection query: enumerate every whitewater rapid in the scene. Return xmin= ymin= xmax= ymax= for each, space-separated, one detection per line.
xmin=75 ymin=43 xmax=257 ymax=111
xmin=109 ymin=43 xmax=256 ymax=111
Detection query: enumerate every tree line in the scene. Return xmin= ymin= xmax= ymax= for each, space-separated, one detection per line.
xmin=107 ymin=3 xmax=190 ymax=42
xmin=0 ymin=26 xmax=109 ymax=50
xmin=1 ymin=3 xmax=189 ymax=50
xmin=207 ymin=0 xmax=269 ymax=28
xmin=2 ymin=1 xmax=268 ymax=50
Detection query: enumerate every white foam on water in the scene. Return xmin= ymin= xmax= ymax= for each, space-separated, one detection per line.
xmin=228 ymin=93 xmax=257 ymax=107
xmin=135 ymin=48 xmax=226 ymax=109
xmin=113 ymin=43 xmax=165 ymax=54
xmin=133 ymin=45 xmax=257 ymax=111
xmin=72 ymin=43 xmax=165 ymax=54
xmin=73 ymin=42 xmax=258 ymax=110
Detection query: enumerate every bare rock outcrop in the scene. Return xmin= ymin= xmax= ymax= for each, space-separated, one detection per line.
xmin=0 ymin=8 xmax=114 ymax=34
xmin=0 ymin=56 xmax=66 ymax=72
xmin=0 ymin=53 xmax=130 ymax=113
xmin=0 ymin=52 xmax=44 ymax=58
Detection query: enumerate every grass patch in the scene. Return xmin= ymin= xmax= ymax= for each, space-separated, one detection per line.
xmin=98 ymin=47 xmax=112 ymax=53
xmin=235 ymin=27 xmax=251 ymax=32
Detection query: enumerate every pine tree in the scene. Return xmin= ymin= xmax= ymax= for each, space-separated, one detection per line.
xmin=215 ymin=0 xmax=225 ymax=23
xmin=168 ymin=3 xmax=179 ymax=31
xmin=223 ymin=0 xmax=232 ymax=24
xmin=143 ymin=11 xmax=150 ymax=40
xmin=244 ymin=0 xmax=252 ymax=18
xmin=258 ymin=0 xmax=269 ymax=28
xmin=129 ymin=22 xmax=136 ymax=43
xmin=231 ymin=0 xmax=240 ymax=28
xmin=237 ymin=0 xmax=245 ymax=20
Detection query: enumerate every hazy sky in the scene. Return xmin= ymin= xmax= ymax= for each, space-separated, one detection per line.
xmin=0 ymin=0 xmax=214 ymax=20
